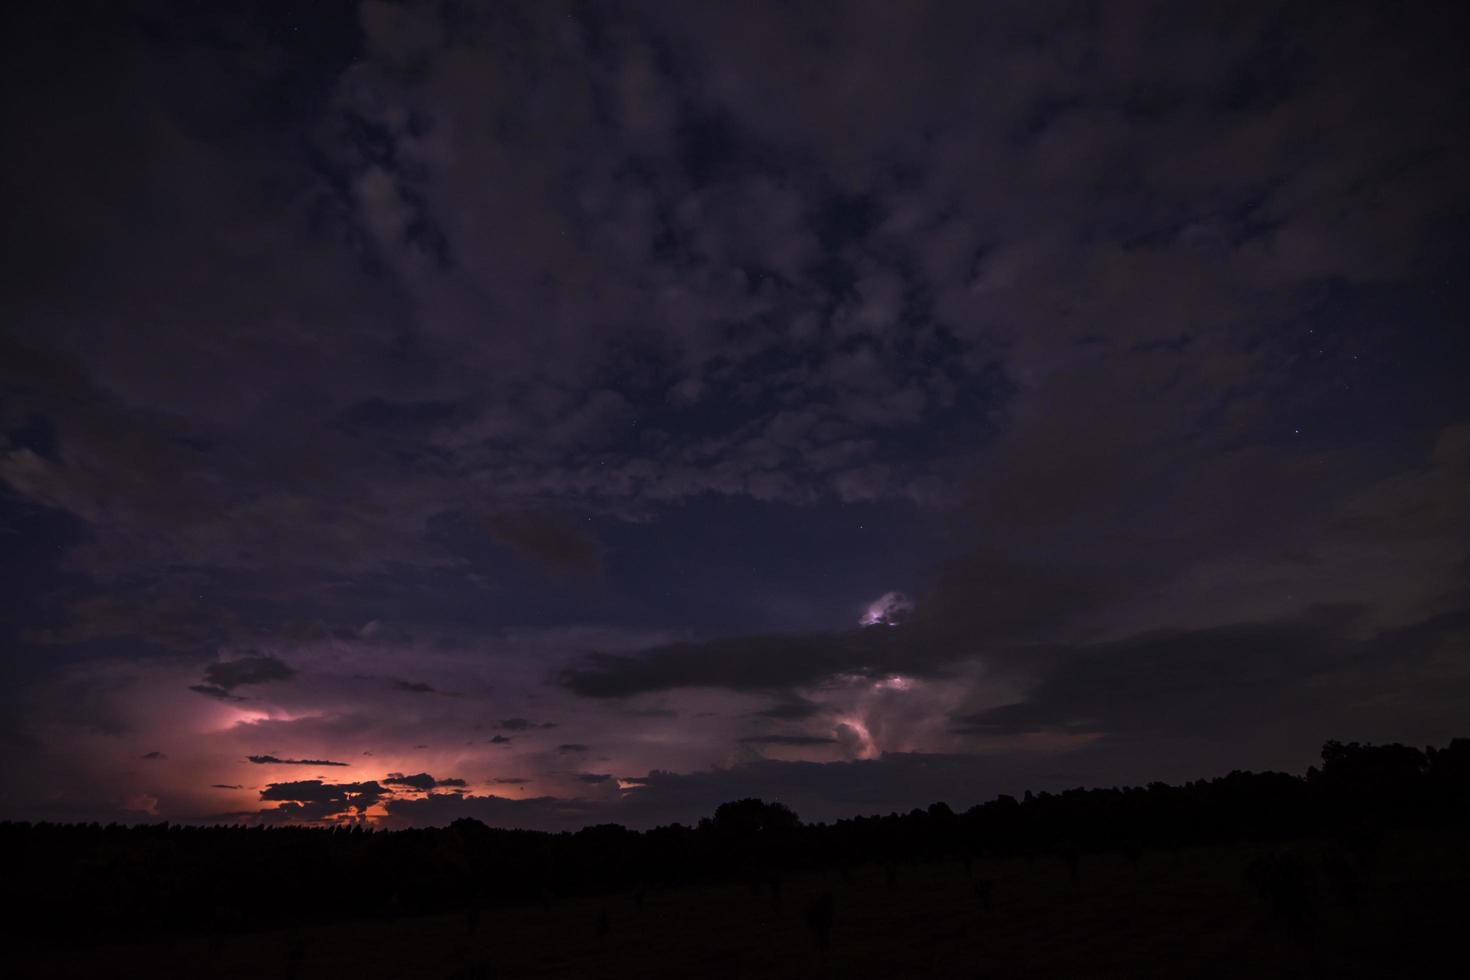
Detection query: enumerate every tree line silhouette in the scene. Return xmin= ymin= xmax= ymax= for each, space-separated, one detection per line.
xmin=5 ymin=738 xmax=1466 ymax=950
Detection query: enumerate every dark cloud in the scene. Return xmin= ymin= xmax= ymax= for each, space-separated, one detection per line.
xmin=246 ymin=755 xmax=349 ymax=767
xmin=557 ymin=744 xmax=590 ymax=755
xmin=488 ymin=735 xmax=512 ymax=745
xmin=202 ymin=656 xmax=295 ymax=692
xmin=210 ymin=784 xmax=242 ymax=790
xmin=492 ymin=777 xmax=531 ymax=785
xmin=953 ymin=609 xmax=1470 ymax=752
xmin=24 ymin=595 xmax=239 ymax=652
xmin=188 ymin=685 xmax=244 ymax=702
xmin=558 ymin=628 xmax=954 ymax=698
xmin=737 ymin=735 xmax=837 ymax=747
xmin=494 ymin=719 xmax=557 ymax=732
xmin=952 ymin=619 xmax=1345 ymax=740
xmin=140 ymin=751 xmax=165 ymax=760
xmin=382 ymin=772 xmax=436 ymax=792
xmin=576 ymin=773 xmax=612 ymax=784
xmin=484 ymin=510 xmax=602 ymax=577
xmin=562 ymin=419 xmax=1470 ymax=721
xmin=2 ymin=0 xmax=1468 ymax=831
xmin=382 ymin=772 xmax=468 ymax=792
xmin=3 ymin=1 xmax=1464 ymax=579
xmin=753 ymin=698 xmax=823 ymax=720
xmin=259 ymin=780 xmax=388 ymax=819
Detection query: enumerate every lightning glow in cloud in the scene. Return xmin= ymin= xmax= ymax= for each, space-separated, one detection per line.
xmin=860 ymin=591 xmax=913 ymax=627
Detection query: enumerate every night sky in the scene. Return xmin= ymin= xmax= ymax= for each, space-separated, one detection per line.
xmin=2 ymin=2 xmax=1468 ymax=830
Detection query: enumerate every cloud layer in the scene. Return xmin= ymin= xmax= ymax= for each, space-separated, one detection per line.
xmin=1 ymin=1 xmax=1467 ymax=828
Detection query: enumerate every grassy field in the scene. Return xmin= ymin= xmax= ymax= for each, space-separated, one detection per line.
xmin=15 ymin=829 xmax=1468 ymax=978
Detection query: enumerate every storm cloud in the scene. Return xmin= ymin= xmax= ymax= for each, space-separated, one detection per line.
xmin=1 ymin=0 xmax=1466 ymax=829
xmin=382 ymin=772 xmax=468 ymax=792
xmin=203 ymin=657 xmax=295 ymax=691
xmin=247 ymin=756 xmax=350 ymax=768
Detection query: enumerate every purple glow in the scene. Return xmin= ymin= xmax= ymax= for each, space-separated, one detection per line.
xmin=860 ymin=591 xmax=913 ymax=627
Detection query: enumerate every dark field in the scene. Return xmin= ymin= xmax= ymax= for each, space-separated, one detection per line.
xmin=15 ymin=828 xmax=1468 ymax=979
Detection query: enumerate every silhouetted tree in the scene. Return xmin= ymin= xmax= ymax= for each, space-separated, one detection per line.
xmin=711 ymin=798 xmax=800 ymax=835
xmin=2 ymin=738 xmax=1465 ymax=951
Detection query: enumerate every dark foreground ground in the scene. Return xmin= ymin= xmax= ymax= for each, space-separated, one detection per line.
xmin=13 ymin=827 xmax=1468 ymax=979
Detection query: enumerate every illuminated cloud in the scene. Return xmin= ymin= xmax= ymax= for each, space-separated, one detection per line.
xmin=860 ymin=592 xmax=914 ymax=627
